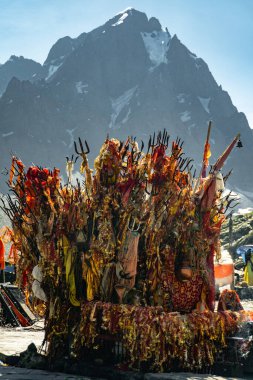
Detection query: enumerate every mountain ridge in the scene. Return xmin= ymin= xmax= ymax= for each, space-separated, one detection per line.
xmin=0 ymin=8 xmax=252 ymax=198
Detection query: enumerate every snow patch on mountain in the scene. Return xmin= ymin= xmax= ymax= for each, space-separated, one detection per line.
xmin=177 ymin=93 xmax=186 ymax=104
xmin=75 ymin=82 xmax=88 ymax=94
xmin=46 ymin=63 xmax=63 ymax=80
xmin=112 ymin=11 xmax=129 ymax=26
xmin=2 ymin=131 xmax=14 ymax=137
xmin=121 ymin=108 xmax=131 ymax=125
xmin=109 ymin=86 xmax=137 ymax=129
xmin=234 ymin=207 xmax=253 ymax=215
xmin=180 ymin=111 xmax=191 ymax=122
xmin=141 ymin=30 xmax=171 ymax=70
xmin=198 ymin=97 xmax=210 ymax=113
xmin=115 ymin=7 xmax=134 ymax=16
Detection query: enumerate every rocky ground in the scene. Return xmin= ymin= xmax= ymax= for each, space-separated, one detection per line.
xmin=221 ymin=211 xmax=253 ymax=252
xmin=0 ymin=364 xmax=249 ymax=380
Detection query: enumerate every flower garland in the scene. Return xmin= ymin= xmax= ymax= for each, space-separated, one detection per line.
xmin=73 ymin=301 xmax=245 ymax=371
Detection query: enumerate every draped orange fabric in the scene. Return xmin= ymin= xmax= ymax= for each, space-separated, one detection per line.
xmin=9 ymin=157 xmax=16 ymax=186
xmin=0 ymin=238 xmax=5 ymax=270
xmin=201 ymin=141 xmax=211 ymax=178
xmin=8 ymin=244 xmax=19 ymax=265
xmin=203 ymin=141 xmax=211 ymax=166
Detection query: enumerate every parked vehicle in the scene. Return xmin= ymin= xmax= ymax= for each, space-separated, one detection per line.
xmin=236 ymin=245 xmax=253 ymax=264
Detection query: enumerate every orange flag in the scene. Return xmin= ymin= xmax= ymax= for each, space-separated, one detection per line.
xmin=201 ymin=121 xmax=212 ymax=178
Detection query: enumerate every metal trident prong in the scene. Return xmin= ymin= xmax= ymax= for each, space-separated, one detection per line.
xmin=74 ymin=137 xmax=90 ymax=156
xmin=128 ymin=217 xmax=141 ymax=232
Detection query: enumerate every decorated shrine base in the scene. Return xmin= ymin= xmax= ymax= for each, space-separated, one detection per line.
xmin=1 ymin=311 xmax=253 ymax=379
xmin=70 ymin=302 xmax=253 ymax=372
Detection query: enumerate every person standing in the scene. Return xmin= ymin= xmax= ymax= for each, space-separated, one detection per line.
xmin=244 ymin=248 xmax=253 ymax=286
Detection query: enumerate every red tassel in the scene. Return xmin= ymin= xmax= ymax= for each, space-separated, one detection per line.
xmin=0 ymin=238 xmax=5 ymax=270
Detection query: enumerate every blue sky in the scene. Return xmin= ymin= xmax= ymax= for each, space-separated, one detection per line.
xmin=1 ymin=0 xmax=252 ymax=127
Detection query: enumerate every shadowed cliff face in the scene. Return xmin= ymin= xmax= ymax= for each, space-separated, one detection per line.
xmin=0 ymin=8 xmax=252 ymax=197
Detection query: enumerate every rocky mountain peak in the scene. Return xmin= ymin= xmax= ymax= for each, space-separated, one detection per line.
xmin=8 ymin=55 xmax=24 ymax=62
xmin=105 ymin=8 xmax=162 ymax=33
xmin=43 ymin=33 xmax=87 ymax=81
xmin=44 ymin=34 xmax=87 ymax=65
xmin=0 ymin=56 xmax=43 ymax=96
xmin=0 ymin=9 xmax=252 ymax=201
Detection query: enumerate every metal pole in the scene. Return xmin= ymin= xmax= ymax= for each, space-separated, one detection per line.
xmin=228 ymin=212 xmax=233 ymax=256
xmin=228 ymin=212 xmax=235 ymax=289
xmin=0 ymin=269 xmax=5 ymax=283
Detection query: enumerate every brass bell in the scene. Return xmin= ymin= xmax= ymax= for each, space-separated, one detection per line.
xmin=236 ymin=139 xmax=243 ymax=148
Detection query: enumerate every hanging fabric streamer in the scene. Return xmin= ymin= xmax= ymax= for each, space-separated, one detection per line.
xmin=0 ymin=238 xmax=5 ymax=270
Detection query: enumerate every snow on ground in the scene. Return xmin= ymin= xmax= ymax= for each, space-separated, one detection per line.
xmin=0 ymin=321 xmax=44 ymax=356
xmin=109 ymin=86 xmax=137 ymax=129
xmin=141 ymin=30 xmax=171 ymax=70
xmin=180 ymin=111 xmax=191 ymax=122
xmin=198 ymin=96 xmax=210 ymax=113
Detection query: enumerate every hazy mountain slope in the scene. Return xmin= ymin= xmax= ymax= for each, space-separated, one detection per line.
xmin=0 ymin=8 xmax=252 ymax=197
xmin=0 ymin=55 xmax=44 ymax=96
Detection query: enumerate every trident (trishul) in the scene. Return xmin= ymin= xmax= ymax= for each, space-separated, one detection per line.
xmin=74 ymin=137 xmax=93 ymax=193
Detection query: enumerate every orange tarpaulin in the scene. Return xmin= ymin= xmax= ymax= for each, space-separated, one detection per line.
xmin=214 ymin=263 xmax=234 ymax=287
